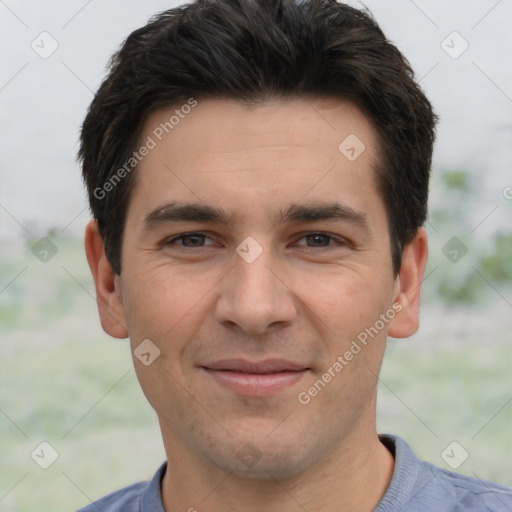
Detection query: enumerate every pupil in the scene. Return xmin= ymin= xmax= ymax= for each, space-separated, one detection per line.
xmin=186 ymin=235 xmax=202 ymax=246
xmin=310 ymin=234 xmax=328 ymax=247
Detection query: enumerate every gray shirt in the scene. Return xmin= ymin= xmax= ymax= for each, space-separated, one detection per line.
xmin=77 ymin=435 xmax=512 ymax=511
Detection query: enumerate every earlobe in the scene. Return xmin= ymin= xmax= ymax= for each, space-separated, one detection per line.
xmin=84 ymin=219 xmax=129 ymax=339
xmin=387 ymin=227 xmax=428 ymax=339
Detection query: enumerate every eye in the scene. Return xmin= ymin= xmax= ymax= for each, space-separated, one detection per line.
xmin=165 ymin=231 xmax=347 ymax=250
xmin=295 ymin=232 xmax=346 ymax=249
xmin=166 ymin=232 xmax=215 ymax=248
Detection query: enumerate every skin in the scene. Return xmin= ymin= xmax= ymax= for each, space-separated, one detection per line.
xmin=85 ymin=97 xmax=428 ymax=512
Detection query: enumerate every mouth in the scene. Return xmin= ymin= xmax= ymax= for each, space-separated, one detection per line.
xmin=200 ymin=359 xmax=310 ymax=397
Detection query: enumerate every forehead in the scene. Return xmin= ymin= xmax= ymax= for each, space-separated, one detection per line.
xmin=129 ymin=97 xmax=382 ymax=227
xmin=140 ymin=96 xmax=376 ymax=163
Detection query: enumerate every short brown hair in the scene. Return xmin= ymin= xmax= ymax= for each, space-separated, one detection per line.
xmin=79 ymin=0 xmax=437 ymax=275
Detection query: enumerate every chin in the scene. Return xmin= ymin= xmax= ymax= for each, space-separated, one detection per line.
xmin=201 ymin=429 xmax=319 ymax=481
xmin=215 ymin=450 xmax=309 ymax=481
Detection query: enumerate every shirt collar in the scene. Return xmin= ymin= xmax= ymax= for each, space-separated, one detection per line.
xmin=375 ymin=434 xmax=421 ymax=511
xmin=140 ymin=460 xmax=167 ymax=512
xmin=143 ymin=435 xmax=419 ymax=512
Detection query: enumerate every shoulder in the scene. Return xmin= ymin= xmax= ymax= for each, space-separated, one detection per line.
xmin=76 ymin=482 xmax=146 ymax=512
xmin=378 ymin=435 xmax=512 ymax=512
xmin=76 ymin=462 xmax=166 ymax=512
xmin=422 ymin=460 xmax=512 ymax=511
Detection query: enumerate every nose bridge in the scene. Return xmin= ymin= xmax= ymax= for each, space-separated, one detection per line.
xmin=215 ymin=238 xmax=296 ymax=334
xmin=237 ymin=248 xmax=278 ymax=304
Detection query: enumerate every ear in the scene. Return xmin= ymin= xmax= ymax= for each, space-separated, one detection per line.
xmin=388 ymin=227 xmax=428 ymax=339
xmin=84 ymin=219 xmax=129 ymax=339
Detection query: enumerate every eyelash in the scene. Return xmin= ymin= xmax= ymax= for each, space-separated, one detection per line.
xmin=165 ymin=232 xmax=348 ymax=250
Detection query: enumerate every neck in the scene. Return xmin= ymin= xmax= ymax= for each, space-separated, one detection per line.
xmin=160 ymin=425 xmax=395 ymax=512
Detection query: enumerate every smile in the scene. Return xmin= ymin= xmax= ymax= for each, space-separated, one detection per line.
xmin=200 ymin=359 xmax=310 ymax=397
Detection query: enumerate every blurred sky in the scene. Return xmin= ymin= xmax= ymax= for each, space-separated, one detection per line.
xmin=0 ymin=0 xmax=511 ymax=241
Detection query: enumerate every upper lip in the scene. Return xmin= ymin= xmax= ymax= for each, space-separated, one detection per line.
xmin=202 ymin=359 xmax=309 ymax=374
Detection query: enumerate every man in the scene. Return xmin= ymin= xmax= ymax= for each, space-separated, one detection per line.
xmin=78 ymin=0 xmax=512 ymax=510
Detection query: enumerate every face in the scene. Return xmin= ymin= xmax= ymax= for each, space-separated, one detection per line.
xmin=86 ymin=97 xmax=427 ymax=480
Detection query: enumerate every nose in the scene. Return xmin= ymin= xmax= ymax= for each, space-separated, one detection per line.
xmin=214 ymin=241 xmax=298 ymax=336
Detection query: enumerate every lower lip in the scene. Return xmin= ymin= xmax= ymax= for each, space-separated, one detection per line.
xmin=202 ymin=368 xmax=308 ymax=397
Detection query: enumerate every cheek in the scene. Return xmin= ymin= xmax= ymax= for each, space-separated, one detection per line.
xmin=300 ymin=269 xmax=389 ymax=337
xmin=299 ymin=276 xmax=389 ymax=412
xmin=300 ymin=269 xmax=394 ymax=400
xmin=121 ymin=265 xmax=208 ymax=412
xmin=121 ymin=262 xmax=205 ymax=348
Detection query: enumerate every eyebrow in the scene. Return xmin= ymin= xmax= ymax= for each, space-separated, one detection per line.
xmin=143 ymin=201 xmax=370 ymax=232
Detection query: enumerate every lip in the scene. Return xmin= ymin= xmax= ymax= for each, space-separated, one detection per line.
xmin=201 ymin=359 xmax=310 ymax=397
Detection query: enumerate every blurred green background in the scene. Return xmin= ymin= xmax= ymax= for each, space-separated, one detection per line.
xmin=1 ymin=169 xmax=511 ymax=511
